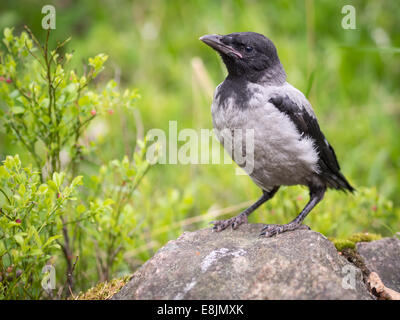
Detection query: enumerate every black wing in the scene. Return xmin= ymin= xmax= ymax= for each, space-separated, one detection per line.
xmin=269 ymin=95 xmax=354 ymax=192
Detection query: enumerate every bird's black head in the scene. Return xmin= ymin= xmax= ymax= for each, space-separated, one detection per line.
xmin=200 ymin=32 xmax=286 ymax=84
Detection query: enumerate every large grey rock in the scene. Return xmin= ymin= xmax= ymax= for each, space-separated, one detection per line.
xmin=357 ymin=236 xmax=400 ymax=292
xmin=113 ymin=224 xmax=372 ymax=300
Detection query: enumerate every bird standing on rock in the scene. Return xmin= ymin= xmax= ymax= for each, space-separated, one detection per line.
xmin=200 ymin=32 xmax=355 ymax=237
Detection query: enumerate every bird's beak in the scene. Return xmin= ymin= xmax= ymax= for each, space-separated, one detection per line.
xmin=199 ymin=34 xmax=243 ymax=59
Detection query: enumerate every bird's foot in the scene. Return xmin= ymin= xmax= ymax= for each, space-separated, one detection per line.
xmin=211 ymin=213 xmax=248 ymax=232
xmin=259 ymin=222 xmax=310 ymax=237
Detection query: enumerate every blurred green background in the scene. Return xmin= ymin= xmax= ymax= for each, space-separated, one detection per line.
xmin=1 ymin=0 xmax=399 ymax=263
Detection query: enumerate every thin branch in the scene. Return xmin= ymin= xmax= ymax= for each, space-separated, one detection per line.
xmin=67 ymin=256 xmax=79 ymax=293
xmin=0 ymin=207 xmax=13 ymax=220
xmin=8 ymin=122 xmax=43 ymax=176
xmin=133 ymin=109 xmax=144 ymax=153
xmin=0 ymin=188 xmax=11 ymax=204
xmin=24 ymin=40 xmax=45 ymax=69
xmin=23 ymin=26 xmax=43 ymax=54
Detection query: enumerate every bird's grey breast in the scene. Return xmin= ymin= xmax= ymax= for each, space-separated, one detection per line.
xmin=211 ymin=80 xmax=319 ymax=189
xmin=211 ymin=79 xmax=263 ymax=130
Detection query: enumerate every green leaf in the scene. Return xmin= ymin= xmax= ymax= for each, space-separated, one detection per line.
xmin=14 ymin=233 xmax=26 ymax=247
xmin=31 ymin=226 xmax=42 ymax=247
xmin=126 ymin=168 xmax=136 ymax=178
xmin=77 ymin=204 xmax=86 ymax=214
xmin=3 ymin=27 xmax=14 ymax=43
xmin=52 ymin=172 xmax=65 ymax=188
xmin=42 ymin=235 xmax=62 ymax=249
xmin=47 ymin=180 xmax=57 ymax=191
xmin=0 ymin=166 xmax=10 ymax=179
xmin=4 ymin=155 xmax=15 ymax=169
xmin=103 ymin=198 xmax=115 ymax=206
xmin=14 ymin=155 xmax=21 ymax=168
xmin=110 ymin=159 xmax=120 ymax=168
xmin=89 ymin=53 xmax=108 ymax=77
xmin=30 ymin=248 xmax=43 ymax=256
xmin=9 ymin=90 xmax=19 ymax=99
xmin=122 ymin=155 xmax=129 ymax=170
xmin=71 ymin=175 xmax=83 ymax=187
xmin=18 ymin=183 xmax=26 ymax=196
xmin=38 ymin=184 xmax=49 ymax=194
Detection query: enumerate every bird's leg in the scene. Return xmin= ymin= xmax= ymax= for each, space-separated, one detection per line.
xmin=212 ymin=187 xmax=279 ymax=232
xmin=260 ymin=185 xmax=326 ymax=237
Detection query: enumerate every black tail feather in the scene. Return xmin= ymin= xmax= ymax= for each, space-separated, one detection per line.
xmin=324 ymin=170 xmax=355 ymax=193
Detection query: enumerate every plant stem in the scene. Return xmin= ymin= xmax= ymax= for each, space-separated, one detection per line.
xmin=0 ymin=188 xmax=11 ymax=204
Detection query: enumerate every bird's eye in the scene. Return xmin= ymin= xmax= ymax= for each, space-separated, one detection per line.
xmin=245 ymin=46 xmax=253 ymax=52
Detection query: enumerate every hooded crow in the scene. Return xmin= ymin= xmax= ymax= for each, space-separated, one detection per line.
xmin=200 ymin=32 xmax=355 ymax=237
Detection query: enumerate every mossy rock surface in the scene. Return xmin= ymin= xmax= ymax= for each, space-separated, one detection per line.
xmin=74 ymin=276 xmax=131 ymax=300
xmin=330 ymin=233 xmax=382 ymax=251
xmin=81 ymin=230 xmax=400 ymax=300
xmin=111 ymin=225 xmax=373 ymax=300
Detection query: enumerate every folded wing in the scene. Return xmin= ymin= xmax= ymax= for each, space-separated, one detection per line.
xmin=269 ymin=94 xmax=354 ymax=192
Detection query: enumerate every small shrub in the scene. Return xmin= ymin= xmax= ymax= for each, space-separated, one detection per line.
xmin=0 ymin=155 xmax=82 ymax=299
xmin=0 ymin=27 xmax=158 ymax=299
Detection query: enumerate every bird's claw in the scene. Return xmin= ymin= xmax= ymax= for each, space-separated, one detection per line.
xmin=259 ymin=223 xmax=310 ymax=237
xmin=259 ymin=224 xmax=285 ymax=237
xmin=211 ymin=214 xmax=247 ymax=232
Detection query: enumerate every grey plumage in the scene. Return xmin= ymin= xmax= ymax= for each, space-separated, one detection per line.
xmin=200 ymin=32 xmax=354 ymax=237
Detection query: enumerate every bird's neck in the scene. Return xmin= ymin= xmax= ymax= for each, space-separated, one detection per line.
xmin=226 ymin=62 xmax=287 ymax=86
xmin=257 ymin=63 xmax=287 ymax=86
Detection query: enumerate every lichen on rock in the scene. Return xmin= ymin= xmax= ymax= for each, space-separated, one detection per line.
xmin=112 ymin=225 xmax=375 ymax=300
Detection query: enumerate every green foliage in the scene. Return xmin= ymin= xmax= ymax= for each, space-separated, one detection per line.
xmin=0 ymin=155 xmax=81 ymax=299
xmin=0 ymin=27 xmax=162 ymax=299
xmin=0 ymin=27 xmax=138 ymax=181
xmin=73 ymin=143 xmax=157 ymax=283
xmin=0 ymin=1 xmax=399 ymax=299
